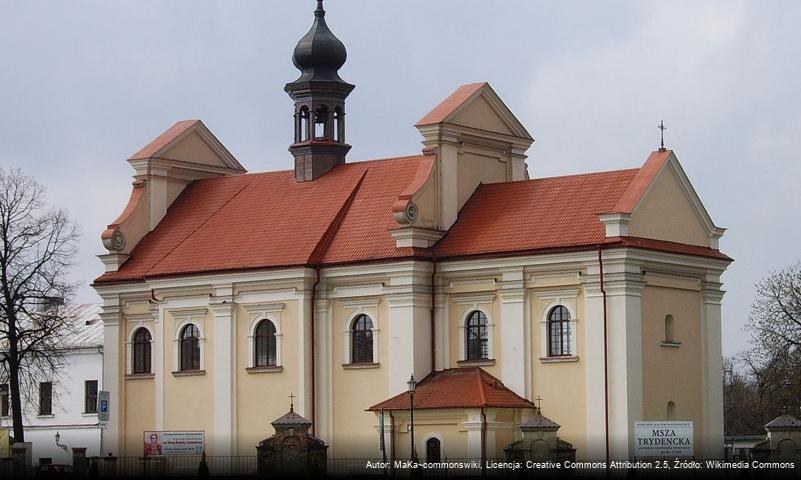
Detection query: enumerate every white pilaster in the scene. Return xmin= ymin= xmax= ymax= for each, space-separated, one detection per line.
xmin=315 ymin=291 xmax=334 ymax=448
xmin=700 ymin=277 xmax=725 ymax=459
xmin=434 ymin=290 xmax=449 ymax=371
xmin=295 ymin=272 xmax=315 ymax=419
xmin=583 ymin=253 xmax=644 ymax=461
xmin=582 ymin=271 xmax=607 ymax=461
xmin=210 ymin=286 xmax=235 ymax=456
xmin=154 ymin=302 xmax=165 ymax=431
xmin=605 ymin=273 xmax=643 ymax=460
xmin=99 ymin=299 xmax=122 ymax=456
xmin=463 ymin=409 xmax=484 ymax=459
xmin=387 ymin=290 xmax=432 ymax=395
xmin=499 ymin=268 xmax=526 ymax=397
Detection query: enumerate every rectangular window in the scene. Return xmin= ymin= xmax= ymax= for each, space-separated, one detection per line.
xmin=39 ymin=382 xmax=52 ymax=416
xmin=1 ymin=384 xmax=9 ymax=417
xmin=84 ymin=380 xmax=98 ymax=414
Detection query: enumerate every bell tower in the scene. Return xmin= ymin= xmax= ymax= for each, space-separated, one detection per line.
xmin=286 ymin=0 xmax=355 ymax=182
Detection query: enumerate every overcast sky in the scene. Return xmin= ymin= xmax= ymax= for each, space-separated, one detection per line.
xmin=1 ymin=0 xmax=799 ymax=357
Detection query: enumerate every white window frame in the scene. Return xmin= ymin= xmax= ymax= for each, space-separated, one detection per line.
xmin=243 ymin=303 xmax=285 ymax=368
xmin=171 ymin=308 xmax=208 ymax=372
xmin=536 ymin=290 xmax=579 ymax=359
xmin=342 ymin=298 xmax=380 ymax=365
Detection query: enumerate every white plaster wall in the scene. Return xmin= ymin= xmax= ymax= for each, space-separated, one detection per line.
xmin=0 ymin=348 xmax=103 ymax=465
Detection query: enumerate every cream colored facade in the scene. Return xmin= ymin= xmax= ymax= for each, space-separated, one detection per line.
xmin=95 ymin=83 xmax=730 ymax=462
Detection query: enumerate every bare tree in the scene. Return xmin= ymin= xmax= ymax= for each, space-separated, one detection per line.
xmin=0 ymin=168 xmax=80 ymax=442
xmin=736 ymin=263 xmax=801 ymax=424
xmin=748 ymin=262 xmax=801 ymax=360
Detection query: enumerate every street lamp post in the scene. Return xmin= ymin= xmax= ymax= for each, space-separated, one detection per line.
xmin=407 ymin=374 xmax=418 ymax=464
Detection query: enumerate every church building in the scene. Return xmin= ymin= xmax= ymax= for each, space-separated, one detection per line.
xmin=93 ymin=1 xmax=731 ymax=462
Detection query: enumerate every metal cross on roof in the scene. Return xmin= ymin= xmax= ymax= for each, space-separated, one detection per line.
xmin=289 ymin=393 xmax=295 ymax=412
xmin=535 ymin=396 xmax=543 ymax=411
xmin=658 ymin=120 xmax=667 ymax=152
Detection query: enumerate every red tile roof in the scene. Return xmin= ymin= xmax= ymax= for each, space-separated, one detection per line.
xmin=611 ymin=150 xmax=670 ymax=213
xmin=95 ymin=149 xmax=729 ymax=285
xmin=96 ymin=155 xmax=432 ymax=284
xmin=415 ymin=83 xmax=487 ymax=127
xmin=433 ymin=168 xmax=641 ymax=258
xmin=367 ymin=368 xmax=535 ymax=411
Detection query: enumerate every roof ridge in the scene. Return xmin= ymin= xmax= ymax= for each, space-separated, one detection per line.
xmin=143 ymin=180 xmax=251 ymax=277
xmin=531 ymin=167 xmax=641 ymax=183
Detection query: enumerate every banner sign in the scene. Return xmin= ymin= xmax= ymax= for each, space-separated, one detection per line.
xmin=0 ymin=428 xmax=9 ymax=458
xmin=634 ymin=421 xmax=693 ymax=458
xmin=144 ymin=431 xmax=205 ymax=456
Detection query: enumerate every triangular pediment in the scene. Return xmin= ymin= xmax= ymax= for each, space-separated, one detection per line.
xmin=416 ymin=83 xmax=532 ymax=141
xmin=128 ymin=120 xmax=246 ymax=173
xmin=626 ymin=151 xmax=724 ymax=247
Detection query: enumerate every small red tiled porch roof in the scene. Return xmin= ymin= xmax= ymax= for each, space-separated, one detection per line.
xmin=367 ymin=368 xmax=535 ymax=412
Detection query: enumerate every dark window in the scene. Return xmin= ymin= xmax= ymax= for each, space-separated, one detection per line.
xmin=254 ymin=320 xmax=277 ymax=367
xmin=351 ymin=314 xmax=374 ymax=364
xmin=547 ymin=306 xmax=571 ymax=357
xmin=426 ymin=437 xmax=441 ymax=463
xmin=39 ymin=382 xmax=52 ymax=416
xmin=133 ymin=328 xmax=152 ymax=374
xmin=39 ymin=458 xmax=52 ymax=466
xmin=1 ymin=383 xmax=8 ymax=417
xmin=180 ymin=324 xmax=201 ymax=371
xmin=83 ymin=380 xmax=97 ymax=413
xmin=84 ymin=380 xmax=98 ymax=414
xmin=466 ymin=311 xmax=489 ymax=360
xmin=298 ymin=106 xmax=310 ymax=141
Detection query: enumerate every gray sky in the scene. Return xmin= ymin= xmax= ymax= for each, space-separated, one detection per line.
xmin=1 ymin=0 xmax=799 ymax=358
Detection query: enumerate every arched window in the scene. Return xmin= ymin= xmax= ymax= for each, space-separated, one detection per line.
xmin=314 ymin=105 xmax=329 ymax=139
xmin=351 ymin=314 xmax=374 ymax=364
xmin=299 ymin=106 xmax=310 ymax=141
xmin=254 ymin=320 xmax=277 ymax=367
xmin=334 ymin=107 xmax=344 ymax=142
xmin=180 ymin=324 xmax=200 ymax=371
xmin=664 ymin=315 xmax=676 ymax=343
xmin=547 ymin=306 xmax=571 ymax=357
xmin=466 ymin=311 xmax=489 ymax=360
xmin=132 ymin=328 xmax=152 ymax=374
xmin=666 ymin=401 xmax=676 ymax=420
xmin=426 ymin=437 xmax=441 ymax=463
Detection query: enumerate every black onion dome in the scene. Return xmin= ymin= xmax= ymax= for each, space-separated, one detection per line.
xmin=289 ymin=0 xmax=349 ymax=84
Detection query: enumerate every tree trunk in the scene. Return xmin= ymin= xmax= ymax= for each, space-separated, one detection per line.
xmin=8 ymin=355 xmax=24 ymax=442
xmin=5 ymin=304 xmax=25 ymax=442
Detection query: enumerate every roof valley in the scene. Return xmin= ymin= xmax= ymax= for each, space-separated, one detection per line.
xmin=143 ymin=181 xmax=251 ymax=278
xmin=307 ymin=169 xmax=367 ymax=265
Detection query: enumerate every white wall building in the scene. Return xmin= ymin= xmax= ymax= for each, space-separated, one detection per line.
xmin=1 ymin=304 xmax=103 ymax=466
